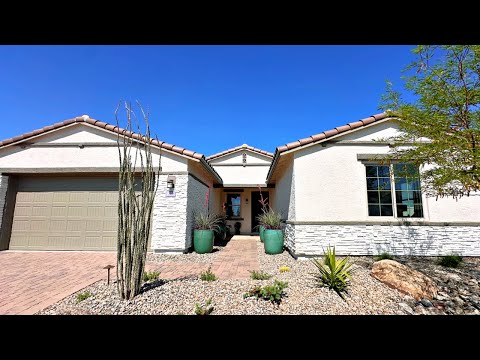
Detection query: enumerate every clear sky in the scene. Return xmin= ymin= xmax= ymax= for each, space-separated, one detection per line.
xmin=0 ymin=45 xmax=414 ymax=155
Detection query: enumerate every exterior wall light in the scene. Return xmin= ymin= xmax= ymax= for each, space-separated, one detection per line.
xmin=166 ymin=175 xmax=176 ymax=197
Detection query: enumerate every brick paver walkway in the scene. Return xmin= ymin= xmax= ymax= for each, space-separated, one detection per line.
xmin=0 ymin=235 xmax=260 ymax=314
xmin=210 ymin=235 xmax=260 ymax=279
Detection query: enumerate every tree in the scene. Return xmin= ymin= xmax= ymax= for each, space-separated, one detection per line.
xmin=115 ymin=101 xmax=160 ymax=300
xmin=381 ymin=45 xmax=480 ymax=199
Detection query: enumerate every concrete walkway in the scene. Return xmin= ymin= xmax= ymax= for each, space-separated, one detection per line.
xmin=0 ymin=235 xmax=260 ymax=314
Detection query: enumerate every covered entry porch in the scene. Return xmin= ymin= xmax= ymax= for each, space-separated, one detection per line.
xmin=212 ymin=184 xmax=275 ymax=235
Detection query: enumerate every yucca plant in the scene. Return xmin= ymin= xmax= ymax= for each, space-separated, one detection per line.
xmin=311 ymin=246 xmax=354 ymax=300
xmin=194 ymin=212 xmax=222 ymax=231
xmin=257 ymin=208 xmax=282 ymax=229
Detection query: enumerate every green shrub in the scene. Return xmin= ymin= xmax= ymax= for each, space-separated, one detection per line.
xmin=200 ymin=266 xmax=217 ymax=281
xmin=438 ymin=255 xmax=463 ymax=268
xmin=374 ymin=252 xmax=394 ymax=261
xmin=76 ymin=290 xmax=93 ymax=303
xmin=244 ymin=280 xmax=288 ymax=304
xmin=194 ymin=212 xmax=222 ymax=231
xmin=143 ymin=270 xmax=161 ymax=282
xmin=250 ymin=270 xmax=272 ymax=280
xmin=195 ymin=298 xmax=214 ymax=315
xmin=312 ymin=246 xmax=354 ymax=300
xmin=257 ymin=208 xmax=283 ymax=230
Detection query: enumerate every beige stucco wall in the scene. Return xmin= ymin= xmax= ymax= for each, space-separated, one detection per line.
xmin=271 ymin=154 xmax=295 ymax=220
xmin=210 ymin=150 xmax=272 ymax=186
xmin=0 ymin=124 xmax=188 ymax=172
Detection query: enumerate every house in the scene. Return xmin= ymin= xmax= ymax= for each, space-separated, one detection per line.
xmin=0 ymin=113 xmax=479 ymax=256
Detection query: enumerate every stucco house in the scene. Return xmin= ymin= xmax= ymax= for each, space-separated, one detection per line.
xmin=0 ymin=113 xmax=479 ymax=257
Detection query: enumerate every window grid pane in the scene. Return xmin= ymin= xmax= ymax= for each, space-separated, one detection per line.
xmin=366 ymin=165 xmax=392 ymax=216
xmin=393 ymin=164 xmax=423 ymax=218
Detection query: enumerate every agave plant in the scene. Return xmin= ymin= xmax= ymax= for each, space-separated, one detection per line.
xmin=257 ymin=208 xmax=282 ymax=229
xmin=311 ymin=246 xmax=354 ymax=300
xmin=194 ymin=212 xmax=222 ymax=231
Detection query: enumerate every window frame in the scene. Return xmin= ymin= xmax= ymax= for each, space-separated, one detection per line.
xmin=225 ymin=193 xmax=242 ymax=219
xmin=364 ymin=163 xmax=424 ymax=219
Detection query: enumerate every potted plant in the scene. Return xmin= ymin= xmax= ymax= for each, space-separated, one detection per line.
xmin=259 ymin=208 xmax=284 ymax=254
xmin=193 ymin=212 xmax=221 ymax=254
xmin=256 ymin=187 xmax=269 ymax=243
xmin=256 ymin=213 xmax=267 ymax=243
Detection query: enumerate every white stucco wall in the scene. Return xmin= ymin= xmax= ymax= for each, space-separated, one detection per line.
xmin=0 ymin=175 xmax=8 ymax=234
xmin=151 ymin=174 xmax=189 ymax=252
xmin=0 ymin=124 xmax=188 ymax=172
xmin=210 ymin=149 xmax=272 ymax=186
xmin=272 ymin=155 xmax=295 ymax=220
xmin=289 ymin=223 xmax=480 ymax=257
xmin=292 ymin=121 xmax=480 ymax=223
xmin=186 ymin=175 xmax=210 ymax=249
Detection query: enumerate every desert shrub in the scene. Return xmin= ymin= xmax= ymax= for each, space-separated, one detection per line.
xmin=200 ymin=266 xmax=217 ymax=281
xmin=76 ymin=290 xmax=93 ymax=303
xmin=312 ymin=246 xmax=354 ymax=300
xmin=143 ymin=270 xmax=161 ymax=282
xmin=244 ymin=280 xmax=288 ymax=304
xmin=438 ymin=255 xmax=463 ymax=268
xmin=374 ymin=252 xmax=394 ymax=261
xmin=195 ymin=298 xmax=214 ymax=315
xmin=250 ymin=270 xmax=272 ymax=280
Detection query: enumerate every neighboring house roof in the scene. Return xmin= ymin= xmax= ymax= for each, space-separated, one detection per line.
xmin=207 ymin=143 xmax=274 ymax=161
xmin=266 ymin=112 xmax=393 ymax=181
xmin=0 ymin=115 xmax=222 ymax=183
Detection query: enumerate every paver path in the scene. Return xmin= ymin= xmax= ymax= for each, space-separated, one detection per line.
xmin=210 ymin=235 xmax=260 ymax=279
xmin=0 ymin=235 xmax=261 ymax=314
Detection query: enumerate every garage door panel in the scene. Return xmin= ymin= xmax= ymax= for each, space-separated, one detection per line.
xmin=9 ymin=176 xmax=122 ymax=250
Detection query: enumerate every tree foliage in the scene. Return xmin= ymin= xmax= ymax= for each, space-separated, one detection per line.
xmin=116 ymin=101 xmax=160 ymax=300
xmin=381 ymin=45 xmax=480 ymax=198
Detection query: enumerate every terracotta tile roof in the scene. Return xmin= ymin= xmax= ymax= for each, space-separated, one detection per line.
xmin=267 ymin=112 xmax=392 ymax=181
xmin=207 ymin=143 xmax=274 ymax=161
xmin=0 ymin=115 xmax=222 ymax=182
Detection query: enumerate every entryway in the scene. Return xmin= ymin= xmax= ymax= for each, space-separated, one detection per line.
xmin=251 ymin=191 xmax=269 ymax=233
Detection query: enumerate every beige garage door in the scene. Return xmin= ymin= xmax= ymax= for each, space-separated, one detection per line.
xmin=10 ymin=176 xmax=121 ymax=250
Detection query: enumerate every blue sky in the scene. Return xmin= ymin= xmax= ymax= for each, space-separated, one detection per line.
xmin=0 ymin=45 xmax=414 ymax=155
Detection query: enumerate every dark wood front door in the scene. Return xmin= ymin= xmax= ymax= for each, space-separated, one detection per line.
xmin=251 ymin=191 xmax=269 ymax=233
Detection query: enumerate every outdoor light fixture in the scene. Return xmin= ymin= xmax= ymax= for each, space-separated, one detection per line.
xmin=166 ymin=175 xmax=176 ymax=194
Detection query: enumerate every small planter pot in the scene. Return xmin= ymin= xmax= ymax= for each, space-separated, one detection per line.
xmin=263 ymin=229 xmax=284 ymax=255
xmin=259 ymin=225 xmax=265 ymax=243
xmin=194 ymin=229 xmax=214 ymax=254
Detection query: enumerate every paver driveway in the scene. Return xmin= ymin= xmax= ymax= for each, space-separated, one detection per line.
xmin=0 ymin=235 xmax=261 ymax=315
xmin=0 ymin=251 xmax=117 ymax=315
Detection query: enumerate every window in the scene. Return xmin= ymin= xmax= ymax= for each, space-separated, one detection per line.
xmin=365 ymin=164 xmax=423 ymax=218
xmin=226 ymin=194 xmax=241 ymax=218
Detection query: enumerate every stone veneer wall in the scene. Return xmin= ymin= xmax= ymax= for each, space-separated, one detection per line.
xmin=151 ymin=174 xmax=189 ymax=252
xmin=287 ymin=223 xmax=480 ymax=257
xmin=185 ymin=175 xmax=209 ymax=250
xmin=0 ymin=175 xmax=8 ymax=234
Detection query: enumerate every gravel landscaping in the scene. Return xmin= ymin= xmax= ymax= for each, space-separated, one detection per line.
xmin=358 ymin=256 xmax=480 ymax=315
xmin=39 ymin=242 xmax=405 ymax=315
xmin=146 ymin=245 xmax=222 ymax=264
xmin=37 ymin=240 xmax=480 ymax=315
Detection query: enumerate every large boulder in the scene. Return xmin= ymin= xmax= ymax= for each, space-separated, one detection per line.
xmin=371 ymin=260 xmax=438 ymax=301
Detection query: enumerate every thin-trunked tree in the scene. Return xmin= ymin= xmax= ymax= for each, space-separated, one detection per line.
xmin=116 ymin=101 xmax=161 ymax=300
xmin=381 ymin=45 xmax=480 ymax=199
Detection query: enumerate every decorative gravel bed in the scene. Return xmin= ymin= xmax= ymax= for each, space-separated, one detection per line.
xmin=39 ymin=242 xmax=406 ymax=315
xmin=356 ymin=256 xmax=480 ymax=315
xmin=146 ymin=245 xmax=223 ymax=264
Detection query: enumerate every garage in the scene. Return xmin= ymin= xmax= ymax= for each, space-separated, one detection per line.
xmin=9 ymin=176 xmax=120 ymax=251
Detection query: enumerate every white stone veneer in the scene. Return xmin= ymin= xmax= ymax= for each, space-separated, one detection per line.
xmin=0 ymin=175 xmax=8 ymax=234
xmin=286 ymin=223 xmax=480 ymax=257
xmin=151 ymin=174 xmax=189 ymax=252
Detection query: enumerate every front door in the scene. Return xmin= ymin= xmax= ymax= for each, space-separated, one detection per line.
xmin=251 ymin=191 xmax=269 ymax=233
